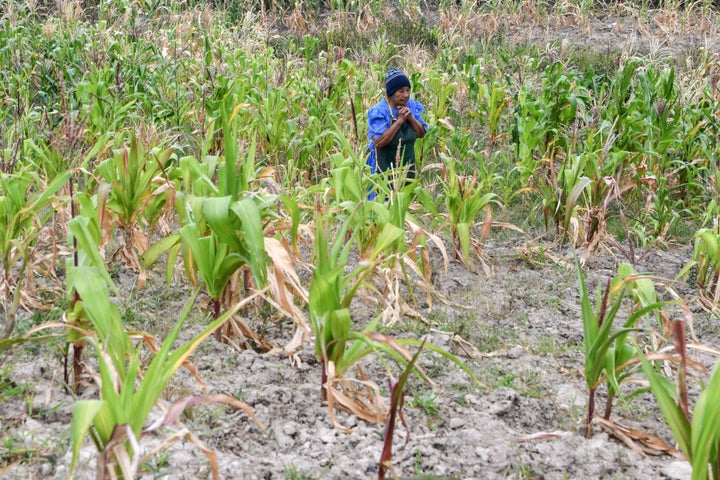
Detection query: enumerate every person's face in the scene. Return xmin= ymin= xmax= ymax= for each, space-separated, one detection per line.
xmin=390 ymin=86 xmax=411 ymax=107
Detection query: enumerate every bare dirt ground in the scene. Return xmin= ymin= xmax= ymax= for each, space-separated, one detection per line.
xmin=502 ymin=8 xmax=720 ymax=59
xmin=3 ymin=7 xmax=720 ymax=480
xmin=1 ymin=233 xmax=711 ymax=480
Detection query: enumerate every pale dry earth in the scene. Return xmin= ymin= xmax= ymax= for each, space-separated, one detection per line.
xmin=1 ymin=233 xmax=713 ymax=480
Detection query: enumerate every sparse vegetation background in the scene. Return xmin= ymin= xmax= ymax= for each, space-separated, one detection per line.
xmin=3 ymin=0 xmax=720 ymax=478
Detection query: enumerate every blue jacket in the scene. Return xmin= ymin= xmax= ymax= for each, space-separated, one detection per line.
xmin=365 ymin=98 xmax=428 ymax=174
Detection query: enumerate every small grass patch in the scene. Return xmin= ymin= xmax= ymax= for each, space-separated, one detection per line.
xmin=408 ymin=388 xmax=441 ymax=418
xmin=528 ymin=333 xmax=579 ymax=357
xmin=480 ymin=364 xmax=548 ymax=399
xmin=284 ymin=464 xmax=315 ymax=480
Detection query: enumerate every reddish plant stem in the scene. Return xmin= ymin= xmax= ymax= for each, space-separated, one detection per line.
xmin=213 ymin=298 xmax=222 ymax=342
xmin=603 ymin=392 xmax=614 ymax=420
xmin=320 ymin=360 xmax=327 ymax=402
xmin=586 ymin=388 xmax=595 ymax=438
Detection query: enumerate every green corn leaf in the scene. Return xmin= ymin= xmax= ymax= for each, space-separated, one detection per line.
xmin=70 ymin=399 xmax=105 ymax=477
xmin=28 ymin=170 xmax=71 ymax=213
xmin=325 ymin=308 xmax=351 ymax=364
xmin=577 ymin=261 xmax=598 ymax=347
xmin=73 ymin=192 xmax=102 ymax=243
xmin=140 ymin=233 xmax=182 ymax=285
xmin=93 ymin=391 xmax=117 ymax=448
xmin=603 ymin=343 xmax=639 ymax=408
xmin=691 ymin=362 xmax=720 ymax=480
xmin=203 ymin=196 xmax=268 ymax=287
xmin=140 ymin=233 xmax=180 ymax=270
xmin=135 ymin=289 xmax=253 ymax=433
xmin=639 ymin=353 xmax=691 ymax=458
xmin=396 ymin=338 xmax=480 ymax=385
xmin=368 ymin=223 xmax=403 ymax=261
xmin=131 ymin=289 xmax=199 ymax=435
xmin=67 ymin=217 xmax=117 ymax=294
xmin=456 ymin=222 xmax=472 ymax=263
xmin=229 ymin=197 xmax=268 ymax=286
xmin=68 ymin=266 xmax=129 ymax=371
xmin=119 ymin=354 xmax=141 ymax=434
xmin=180 ymin=224 xmax=242 ymax=300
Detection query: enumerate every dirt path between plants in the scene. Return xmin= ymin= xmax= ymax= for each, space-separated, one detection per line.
xmin=2 ymin=235 xmax=712 ymax=479
xmin=498 ymin=8 xmax=718 ymax=60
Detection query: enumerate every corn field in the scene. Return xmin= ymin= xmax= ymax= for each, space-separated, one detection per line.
xmin=3 ymin=0 xmax=720 ymax=478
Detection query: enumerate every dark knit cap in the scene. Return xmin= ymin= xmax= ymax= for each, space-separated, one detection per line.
xmin=385 ymin=68 xmax=411 ymax=97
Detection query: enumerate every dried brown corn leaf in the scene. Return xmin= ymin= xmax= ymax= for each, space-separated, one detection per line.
xmin=593 ymin=416 xmax=684 ymax=459
xmin=324 ymin=362 xmax=387 ymax=432
xmin=478 ymin=204 xmax=493 ymax=245
xmin=264 ymin=237 xmax=311 ymax=353
xmin=513 ymin=430 xmax=573 ymax=442
xmin=143 ymin=393 xmax=265 ymax=433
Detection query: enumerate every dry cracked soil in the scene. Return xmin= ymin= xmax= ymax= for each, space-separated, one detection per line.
xmin=2 ymin=234 xmax=714 ymax=480
xmin=3 ymin=8 xmax=720 ymax=480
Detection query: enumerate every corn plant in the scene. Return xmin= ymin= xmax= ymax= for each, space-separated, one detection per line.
xmin=511 ymin=87 xmax=549 ymax=186
xmin=309 ymin=211 xmax=401 ymax=380
xmin=74 ymin=64 xmax=139 ymax=141
xmin=67 ymin=264 xmax=262 ymax=480
xmin=310 ymin=210 xmax=413 ymax=425
xmin=95 ymin=133 xmax=174 ymax=273
xmin=476 ymin=80 xmax=509 ymax=146
xmin=322 ymin=151 xmax=383 ymax=255
xmin=536 ymin=152 xmax=592 ymax=244
xmin=577 ymin=261 xmax=666 ymax=437
xmin=639 ymin=320 xmax=720 ymax=480
xmin=323 ymin=151 xmax=445 ymax=314
xmin=170 ymin=194 xmax=271 ymax=347
xmin=441 ymin=159 xmax=499 ymax=267
xmin=0 ymin=168 xmax=69 ymax=340
xmin=578 ymin=131 xmax=632 ymax=248
xmin=309 ymin=211 xmax=474 ymax=428
xmin=142 ymin=99 xmax=285 ymax=348
xmin=678 ymin=227 xmax=720 ymax=308
xmin=24 ymin=134 xmax=112 ymax=185
xmin=510 ymin=63 xmax=587 ymax=179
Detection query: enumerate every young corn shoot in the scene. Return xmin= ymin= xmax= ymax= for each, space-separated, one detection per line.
xmin=68 ymin=264 xmax=263 ymax=479
xmin=310 ymin=210 xmax=477 ymax=429
xmin=443 ymin=159 xmax=498 ymax=268
xmin=639 ymin=321 xmax=720 ymax=480
xmin=577 ymin=261 xmax=665 ymax=437
xmin=678 ymin=228 xmax=720 ymax=308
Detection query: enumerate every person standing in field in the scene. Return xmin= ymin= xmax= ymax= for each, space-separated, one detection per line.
xmin=366 ymin=67 xmax=428 ymax=183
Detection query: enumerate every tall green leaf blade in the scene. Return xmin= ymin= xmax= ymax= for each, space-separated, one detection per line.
xmin=140 ymin=233 xmax=180 ymax=270
xmin=691 ymin=363 xmax=720 ymax=480
xmin=229 ymin=197 xmax=268 ymax=286
xmin=70 ymin=400 xmax=104 ymax=476
xmin=67 ymin=217 xmax=117 ymax=293
xmin=69 ymin=266 xmax=128 ymax=371
xmin=639 ymin=354 xmax=691 ymax=457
